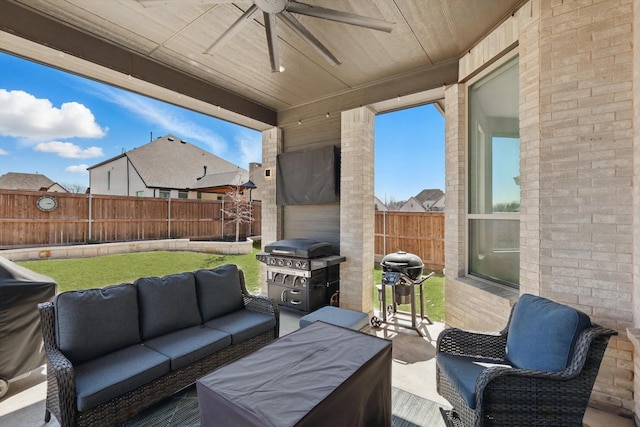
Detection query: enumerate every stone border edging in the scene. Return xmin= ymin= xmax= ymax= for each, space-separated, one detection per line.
xmin=0 ymin=238 xmax=254 ymax=262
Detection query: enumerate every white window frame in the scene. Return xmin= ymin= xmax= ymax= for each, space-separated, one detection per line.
xmin=465 ymin=51 xmax=520 ymax=288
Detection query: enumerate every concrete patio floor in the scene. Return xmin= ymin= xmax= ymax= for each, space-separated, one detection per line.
xmin=0 ymin=308 xmax=633 ymax=426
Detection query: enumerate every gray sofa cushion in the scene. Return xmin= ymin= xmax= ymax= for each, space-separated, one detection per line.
xmin=195 ymin=265 xmax=245 ymax=322
xmin=144 ymin=325 xmax=231 ymax=370
xmin=136 ymin=272 xmax=202 ymax=340
xmin=75 ymin=344 xmax=170 ymax=412
xmin=54 ymin=283 xmax=140 ymax=365
xmin=205 ymin=309 xmax=276 ymax=344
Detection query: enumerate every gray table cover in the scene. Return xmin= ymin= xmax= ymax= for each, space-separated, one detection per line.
xmin=197 ymin=321 xmax=392 ymax=427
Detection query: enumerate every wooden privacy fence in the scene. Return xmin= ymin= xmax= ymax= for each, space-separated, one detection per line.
xmin=1 ymin=190 xmax=444 ymax=272
xmin=375 ymin=211 xmax=445 ymax=274
xmin=0 ymin=190 xmax=261 ymax=247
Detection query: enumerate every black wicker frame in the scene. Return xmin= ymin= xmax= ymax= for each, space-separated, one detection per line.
xmin=436 ymin=303 xmax=617 ymax=427
xmin=38 ymin=270 xmax=280 ymax=427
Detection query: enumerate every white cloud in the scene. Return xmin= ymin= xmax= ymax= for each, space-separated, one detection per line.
xmin=92 ymin=86 xmax=227 ymax=154
xmin=235 ymin=129 xmax=262 ymax=167
xmin=65 ymin=164 xmax=89 ymax=174
xmin=35 ymin=141 xmax=103 ymax=159
xmin=0 ymin=89 xmax=106 ymax=140
xmin=0 ymin=148 xmax=7 ymax=155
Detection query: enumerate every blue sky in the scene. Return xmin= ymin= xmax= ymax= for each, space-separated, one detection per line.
xmin=0 ymin=52 xmax=444 ymax=201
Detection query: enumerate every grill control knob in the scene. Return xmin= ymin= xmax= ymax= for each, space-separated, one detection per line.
xmin=278 ymin=259 xmax=285 ymax=266
xmin=269 ymin=258 xmax=276 ymax=265
xmin=295 ymin=261 xmax=303 ymax=269
xmin=287 ymin=260 xmax=293 ymax=267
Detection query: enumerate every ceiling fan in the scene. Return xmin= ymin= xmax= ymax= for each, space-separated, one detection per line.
xmin=139 ymin=0 xmax=394 ymax=72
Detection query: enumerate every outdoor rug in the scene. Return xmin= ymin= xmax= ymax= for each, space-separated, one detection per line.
xmin=123 ymin=384 xmax=446 ymax=427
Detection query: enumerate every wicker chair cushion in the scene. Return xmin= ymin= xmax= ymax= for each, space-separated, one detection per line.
xmin=54 ymin=283 xmax=140 ymax=365
xmin=505 ymin=294 xmax=591 ymax=372
xmin=143 ymin=325 xmax=231 ymax=370
xmin=136 ymin=272 xmax=202 ymax=340
xmin=436 ymin=353 xmax=509 ymax=409
xmin=195 ymin=265 xmax=245 ymax=322
xmin=205 ymin=309 xmax=277 ymax=344
xmin=75 ymin=344 xmax=170 ymax=411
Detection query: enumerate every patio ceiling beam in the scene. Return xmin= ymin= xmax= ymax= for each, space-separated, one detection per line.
xmin=0 ymin=0 xmax=277 ymax=127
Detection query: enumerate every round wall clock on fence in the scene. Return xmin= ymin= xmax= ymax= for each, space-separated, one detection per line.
xmin=36 ymin=195 xmax=58 ymax=212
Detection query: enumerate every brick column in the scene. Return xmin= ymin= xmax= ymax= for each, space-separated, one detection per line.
xmin=339 ymin=107 xmax=375 ymax=313
xmin=630 ymin=0 xmax=640 ymax=422
xmin=259 ymin=127 xmax=283 ymax=294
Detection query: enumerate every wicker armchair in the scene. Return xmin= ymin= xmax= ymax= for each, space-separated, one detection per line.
xmin=436 ymin=294 xmax=617 ymax=427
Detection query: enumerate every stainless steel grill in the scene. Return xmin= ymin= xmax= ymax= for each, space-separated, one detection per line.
xmin=257 ymin=239 xmax=346 ymax=313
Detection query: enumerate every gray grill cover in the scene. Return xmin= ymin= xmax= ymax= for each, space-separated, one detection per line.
xmin=197 ymin=321 xmax=392 ymax=427
xmin=0 ymin=257 xmax=56 ymax=380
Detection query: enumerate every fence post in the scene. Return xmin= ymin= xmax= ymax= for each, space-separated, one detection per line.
xmin=221 ymin=198 xmax=225 ymax=239
xmin=383 ymin=210 xmax=387 ymax=256
xmin=88 ymin=193 xmax=93 ymax=242
xmin=167 ymin=197 xmax=171 ymax=238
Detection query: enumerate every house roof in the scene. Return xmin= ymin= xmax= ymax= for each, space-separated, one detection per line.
xmin=89 ymin=134 xmax=245 ymax=190
xmin=0 ymin=172 xmax=59 ymax=191
xmin=414 ymin=189 xmax=445 ymax=205
xmin=374 ymin=196 xmax=388 ymax=211
xmin=399 ymin=196 xmax=427 ymax=212
xmin=193 ymin=169 xmax=254 ymax=191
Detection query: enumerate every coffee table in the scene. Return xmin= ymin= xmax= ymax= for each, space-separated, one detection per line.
xmin=197 ymin=321 xmax=392 ymax=427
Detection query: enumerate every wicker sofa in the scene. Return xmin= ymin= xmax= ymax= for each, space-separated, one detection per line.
xmin=436 ymin=293 xmax=617 ymax=427
xmin=38 ymin=264 xmax=279 ymax=427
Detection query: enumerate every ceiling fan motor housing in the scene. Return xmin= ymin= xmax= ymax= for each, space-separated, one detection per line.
xmin=255 ymin=0 xmax=289 ymax=14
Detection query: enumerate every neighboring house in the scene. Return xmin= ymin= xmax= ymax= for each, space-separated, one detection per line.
xmin=0 ymin=172 xmax=67 ymax=192
xmin=88 ymin=134 xmax=251 ymax=199
xmin=374 ymin=196 xmax=388 ymax=211
xmin=398 ymin=196 xmax=426 ymax=212
xmin=414 ymin=188 xmax=445 ymax=211
xmin=398 ymin=189 xmax=445 ymax=212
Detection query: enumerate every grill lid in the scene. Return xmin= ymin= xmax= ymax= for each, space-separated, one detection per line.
xmin=381 ymin=251 xmax=424 ymax=280
xmin=264 ymin=238 xmax=334 ymax=258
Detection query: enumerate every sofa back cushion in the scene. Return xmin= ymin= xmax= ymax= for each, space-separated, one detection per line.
xmin=54 ymin=283 xmax=140 ymax=365
xmin=136 ymin=272 xmax=202 ymax=340
xmin=195 ymin=264 xmax=245 ymax=322
xmin=505 ymin=294 xmax=591 ymax=372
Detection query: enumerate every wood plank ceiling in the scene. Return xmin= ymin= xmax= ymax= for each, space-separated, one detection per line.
xmin=0 ymin=0 xmax=525 ymax=129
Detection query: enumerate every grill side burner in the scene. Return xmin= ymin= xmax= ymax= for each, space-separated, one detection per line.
xmin=257 ymin=239 xmax=345 ymax=313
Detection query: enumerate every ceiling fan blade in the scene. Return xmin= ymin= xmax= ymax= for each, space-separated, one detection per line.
xmin=138 ymin=0 xmax=249 ymax=6
xmin=279 ymin=11 xmax=340 ymax=67
xmin=264 ymin=12 xmax=281 ymax=73
xmin=204 ymin=4 xmax=259 ymax=55
xmin=287 ymin=1 xmax=394 ymax=33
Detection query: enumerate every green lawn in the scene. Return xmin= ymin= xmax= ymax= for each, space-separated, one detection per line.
xmin=17 ymin=250 xmax=264 ymax=294
xmin=18 ymin=251 xmax=444 ymax=322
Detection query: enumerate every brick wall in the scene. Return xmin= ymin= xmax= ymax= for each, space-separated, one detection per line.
xmin=445 ymin=0 xmax=635 ymax=415
xmin=634 ymin=0 xmax=640 ymax=420
xmin=536 ymin=0 xmax=634 ymax=413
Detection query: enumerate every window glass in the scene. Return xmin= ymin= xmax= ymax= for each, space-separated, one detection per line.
xmin=159 ymin=190 xmax=170 ymax=199
xmin=468 ymin=56 xmax=520 ymax=287
xmin=492 ymin=137 xmax=520 ymax=213
xmin=178 ymin=191 xmax=188 ymax=199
